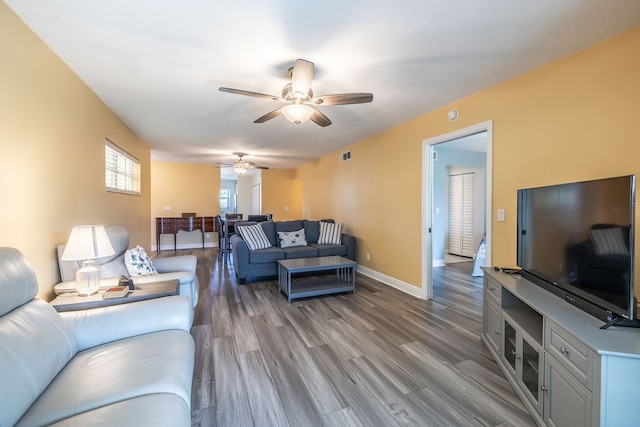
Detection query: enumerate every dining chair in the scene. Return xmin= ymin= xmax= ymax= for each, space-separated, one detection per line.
xmin=216 ymin=215 xmax=230 ymax=262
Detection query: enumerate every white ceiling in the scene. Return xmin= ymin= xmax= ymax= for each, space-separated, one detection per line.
xmin=5 ymin=1 xmax=640 ymax=169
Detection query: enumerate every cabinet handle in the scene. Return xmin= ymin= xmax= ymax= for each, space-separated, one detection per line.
xmin=560 ymin=346 xmax=569 ymax=355
xmin=488 ymin=286 xmax=495 ymax=291
xmin=512 ymin=351 xmax=521 ymax=360
xmin=494 ymin=330 xmax=500 ymax=335
xmin=541 ymin=386 xmax=548 ymax=392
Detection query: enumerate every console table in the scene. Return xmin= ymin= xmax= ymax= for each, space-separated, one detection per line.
xmin=50 ymin=279 xmax=179 ymax=312
xmin=156 ymin=216 xmax=216 ymax=252
xmin=482 ymin=268 xmax=640 ymax=426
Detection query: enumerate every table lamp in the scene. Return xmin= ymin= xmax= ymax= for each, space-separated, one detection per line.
xmin=61 ymin=225 xmax=115 ymax=296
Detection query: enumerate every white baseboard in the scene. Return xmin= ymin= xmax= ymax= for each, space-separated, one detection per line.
xmin=433 ymin=259 xmax=445 ymax=267
xmin=356 ymin=265 xmax=422 ymax=299
xmin=152 ymin=242 xmax=217 ymax=252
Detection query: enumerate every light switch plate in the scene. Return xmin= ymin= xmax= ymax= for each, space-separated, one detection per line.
xmin=497 ymin=209 xmax=505 ymax=222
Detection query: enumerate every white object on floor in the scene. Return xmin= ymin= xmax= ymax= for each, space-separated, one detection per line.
xmin=472 ymin=236 xmax=487 ymax=277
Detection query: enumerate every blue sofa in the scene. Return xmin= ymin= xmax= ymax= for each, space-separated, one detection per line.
xmin=231 ymin=219 xmax=356 ymax=283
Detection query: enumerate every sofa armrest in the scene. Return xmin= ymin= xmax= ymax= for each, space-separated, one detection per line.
xmin=153 ymin=254 xmax=197 ymax=274
xmin=231 ymin=234 xmax=250 ymax=277
xmin=59 ymin=295 xmax=192 ymax=351
xmin=341 ymin=233 xmax=357 ymax=261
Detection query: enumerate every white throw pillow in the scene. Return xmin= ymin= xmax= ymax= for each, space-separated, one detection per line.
xmin=124 ymin=245 xmax=157 ymax=276
xmin=318 ymin=221 xmax=342 ymax=245
xmin=278 ymin=229 xmax=308 ymax=248
xmin=237 ymin=224 xmax=272 ymax=251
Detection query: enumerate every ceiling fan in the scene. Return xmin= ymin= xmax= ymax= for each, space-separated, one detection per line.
xmin=219 ymin=59 xmax=373 ymax=127
xmin=217 ymin=152 xmax=269 ymax=175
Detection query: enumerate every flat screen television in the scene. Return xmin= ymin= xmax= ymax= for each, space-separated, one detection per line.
xmin=517 ymin=175 xmax=636 ymax=328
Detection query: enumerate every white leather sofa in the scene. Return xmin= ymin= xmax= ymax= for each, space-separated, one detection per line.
xmin=54 ymin=225 xmax=199 ymax=309
xmin=0 ymin=247 xmax=195 ymax=426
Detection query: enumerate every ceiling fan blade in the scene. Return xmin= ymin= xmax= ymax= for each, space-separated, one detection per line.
xmin=249 ymin=164 xmax=269 ymax=170
xmin=254 ymin=108 xmax=282 ymax=123
xmin=312 ymin=93 xmax=373 ymax=106
xmin=310 ymin=109 xmax=332 ymax=127
xmin=219 ymin=87 xmax=280 ymax=101
xmin=291 ymin=59 xmax=314 ymax=97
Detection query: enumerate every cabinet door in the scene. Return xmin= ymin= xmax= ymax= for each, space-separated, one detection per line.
xmin=503 ymin=316 xmax=543 ymax=414
xmin=503 ymin=318 xmax=517 ymax=374
xmin=484 ymin=298 xmax=501 ymax=353
xmin=521 ymin=336 xmax=542 ymax=412
xmin=544 ymin=355 xmax=592 ymax=427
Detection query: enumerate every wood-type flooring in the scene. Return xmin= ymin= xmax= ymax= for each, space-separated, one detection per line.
xmin=157 ymin=249 xmax=534 ymax=427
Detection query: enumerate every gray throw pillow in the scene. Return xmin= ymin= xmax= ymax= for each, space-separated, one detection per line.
xmin=278 ymin=229 xmax=308 ymax=248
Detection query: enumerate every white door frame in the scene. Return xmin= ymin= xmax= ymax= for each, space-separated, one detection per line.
xmin=421 ymin=120 xmax=493 ymax=300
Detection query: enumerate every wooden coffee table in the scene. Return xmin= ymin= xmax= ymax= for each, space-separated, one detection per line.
xmin=277 ymin=256 xmax=356 ymax=303
xmin=50 ymin=279 xmax=180 ymax=312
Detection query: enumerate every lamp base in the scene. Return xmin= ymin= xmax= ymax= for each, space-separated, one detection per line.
xmin=76 ymin=260 xmax=101 ymax=296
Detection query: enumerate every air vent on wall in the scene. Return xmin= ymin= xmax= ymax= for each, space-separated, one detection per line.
xmin=339 ymin=150 xmax=352 ymax=163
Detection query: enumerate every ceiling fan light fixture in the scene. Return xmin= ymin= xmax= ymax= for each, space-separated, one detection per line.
xmin=281 ymin=103 xmax=314 ymax=125
xmin=233 ymin=159 xmax=249 ymax=175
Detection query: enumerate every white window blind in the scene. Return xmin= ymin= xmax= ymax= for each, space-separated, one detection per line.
xmin=105 ymin=139 xmax=140 ymax=195
xmin=448 ymin=172 xmax=475 ymax=257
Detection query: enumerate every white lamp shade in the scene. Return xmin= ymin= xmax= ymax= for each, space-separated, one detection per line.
xmin=281 ymin=103 xmax=314 ymax=125
xmin=61 ymin=225 xmax=115 ymax=261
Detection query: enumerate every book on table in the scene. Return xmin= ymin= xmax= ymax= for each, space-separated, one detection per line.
xmin=102 ymin=286 xmax=129 ymax=299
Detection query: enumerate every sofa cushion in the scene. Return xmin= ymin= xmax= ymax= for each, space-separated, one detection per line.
xmin=311 ymin=244 xmax=349 ymax=258
xmin=236 ymin=223 xmax=272 ymax=250
xmin=0 ymin=247 xmax=39 ymax=316
xmin=0 ymin=299 xmax=78 ymax=427
xmin=16 ymin=330 xmax=194 ymax=427
xmin=248 ymin=247 xmax=286 ymax=264
xmin=283 ymin=246 xmax=319 ymax=259
xmin=47 ymin=394 xmax=191 ymax=427
xmin=302 ymin=220 xmax=321 ymax=244
xmin=257 ymin=221 xmax=278 ymax=247
xmin=278 ymin=228 xmax=308 ymax=248
xmin=318 ymin=221 xmax=342 ymax=245
xmin=124 ymin=246 xmax=157 ymax=276
xmin=302 ymin=219 xmax=334 ymax=244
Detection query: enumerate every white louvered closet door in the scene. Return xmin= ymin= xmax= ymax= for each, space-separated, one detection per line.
xmin=448 ymin=173 xmax=475 ymax=257
xmin=252 ymin=183 xmax=261 ymax=215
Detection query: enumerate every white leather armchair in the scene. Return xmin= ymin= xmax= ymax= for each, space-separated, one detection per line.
xmin=54 ymin=226 xmax=199 ymax=309
xmin=0 ymin=247 xmax=194 ymax=426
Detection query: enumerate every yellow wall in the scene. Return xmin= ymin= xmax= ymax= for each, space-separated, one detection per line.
xmin=4 ymin=0 xmax=638 ymax=297
xmin=150 ymin=161 xmax=220 ymax=247
xmin=261 ymin=169 xmax=302 ymax=220
xmin=0 ymin=3 xmax=151 ymax=299
xmin=297 ymin=26 xmax=640 ymax=289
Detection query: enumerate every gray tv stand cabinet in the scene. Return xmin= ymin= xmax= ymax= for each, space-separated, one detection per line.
xmin=482 ymin=268 xmax=640 ymax=427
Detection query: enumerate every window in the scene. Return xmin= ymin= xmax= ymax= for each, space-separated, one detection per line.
xmin=105 ymin=139 xmax=140 ymax=195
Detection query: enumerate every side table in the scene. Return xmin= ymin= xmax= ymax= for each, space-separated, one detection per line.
xmin=49 ymin=279 xmax=180 ymax=312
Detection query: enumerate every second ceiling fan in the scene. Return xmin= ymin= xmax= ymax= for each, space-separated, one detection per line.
xmin=217 ymin=152 xmax=268 ymax=175
xmin=219 ymin=59 xmax=373 ymax=127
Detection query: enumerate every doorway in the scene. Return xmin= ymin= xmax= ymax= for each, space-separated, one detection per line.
xmin=422 ymin=121 xmax=493 ymax=300
xmin=220 ymin=168 xmax=263 ymax=216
